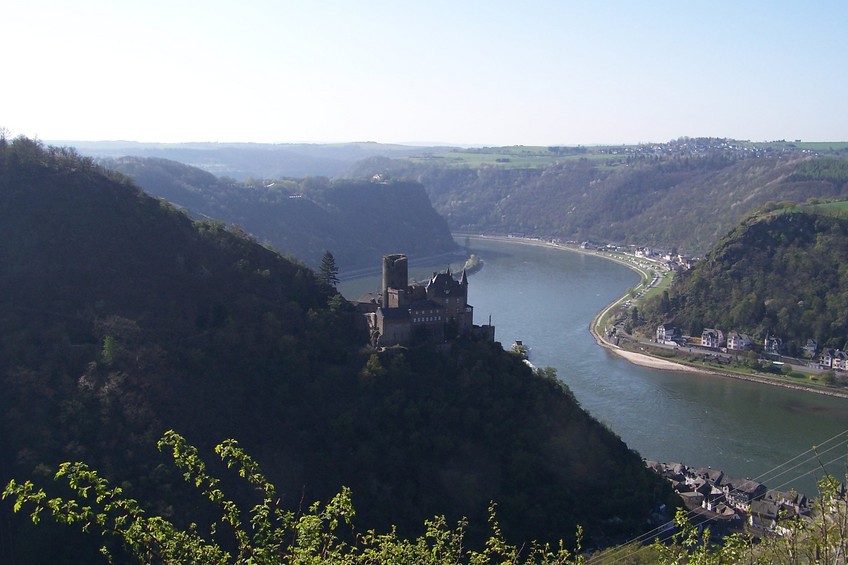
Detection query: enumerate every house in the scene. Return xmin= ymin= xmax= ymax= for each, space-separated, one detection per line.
xmin=726 ymin=331 xmax=752 ymax=351
xmin=692 ymin=466 xmax=724 ymax=486
xmin=656 ymin=323 xmax=677 ymax=344
xmin=820 ymin=348 xmax=837 ymax=369
xmin=835 ymin=351 xmax=848 ymax=371
xmin=764 ymin=334 xmax=783 ymax=357
xmin=803 ymin=339 xmax=818 ymax=359
xmin=764 ymin=488 xmax=807 ymax=512
xmin=719 ymin=475 xmax=766 ymax=510
xmin=822 ymin=349 xmax=848 ymax=371
xmin=751 ymin=489 xmax=810 ymax=533
xmin=701 ymin=328 xmax=724 ymax=349
xmin=749 ymin=499 xmax=781 ymax=531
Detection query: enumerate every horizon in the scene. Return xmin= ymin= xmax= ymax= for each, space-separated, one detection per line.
xmin=30 ymin=137 xmax=848 ymax=149
xmin=4 ymin=1 xmax=847 ymax=146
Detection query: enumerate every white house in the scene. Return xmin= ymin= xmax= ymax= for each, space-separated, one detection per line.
xmin=701 ymin=328 xmax=724 ymax=349
xmin=656 ymin=323 xmax=677 ymax=344
xmin=727 ymin=331 xmax=752 ymax=351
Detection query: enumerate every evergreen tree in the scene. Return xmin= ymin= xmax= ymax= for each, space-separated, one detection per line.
xmin=319 ymin=250 xmax=340 ymax=288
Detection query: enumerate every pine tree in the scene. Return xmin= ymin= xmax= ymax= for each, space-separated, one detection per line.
xmin=319 ymin=250 xmax=340 ymax=288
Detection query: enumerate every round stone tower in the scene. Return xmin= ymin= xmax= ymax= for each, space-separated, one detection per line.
xmin=382 ymin=254 xmax=408 ymax=306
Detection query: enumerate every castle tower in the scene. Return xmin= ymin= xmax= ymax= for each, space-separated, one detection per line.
xmin=382 ymin=254 xmax=408 ymax=307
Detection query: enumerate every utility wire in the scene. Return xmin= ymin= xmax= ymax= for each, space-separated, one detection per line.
xmin=587 ymin=429 xmax=848 ymax=564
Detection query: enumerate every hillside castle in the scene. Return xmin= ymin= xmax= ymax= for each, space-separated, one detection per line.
xmin=359 ymin=254 xmax=495 ymax=347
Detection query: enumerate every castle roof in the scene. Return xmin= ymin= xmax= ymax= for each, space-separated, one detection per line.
xmin=427 ymin=271 xmax=465 ymax=296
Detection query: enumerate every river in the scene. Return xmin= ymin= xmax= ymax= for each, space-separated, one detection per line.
xmin=339 ymin=236 xmax=848 ymax=497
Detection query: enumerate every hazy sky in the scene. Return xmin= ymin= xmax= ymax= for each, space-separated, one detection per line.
xmin=4 ymin=1 xmax=847 ymax=146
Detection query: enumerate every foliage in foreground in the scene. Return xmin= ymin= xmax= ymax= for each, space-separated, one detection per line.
xmin=649 ymin=480 xmax=848 ymax=565
xmin=4 ymin=431 xmax=588 ymax=564
xmin=7 ymin=432 xmax=848 ymax=564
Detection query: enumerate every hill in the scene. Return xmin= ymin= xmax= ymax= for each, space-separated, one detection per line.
xmin=0 ymin=137 xmax=673 ymax=562
xmin=69 ymin=138 xmax=848 ymax=257
xmin=58 ymin=140 xmax=446 ymax=180
xmin=345 ymin=146 xmax=848 ymax=255
xmin=99 ymin=156 xmax=458 ymax=270
xmin=639 ymin=206 xmax=848 ymax=357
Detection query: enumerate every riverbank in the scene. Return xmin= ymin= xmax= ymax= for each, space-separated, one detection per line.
xmin=601 ymin=342 xmax=848 ymax=399
xmin=461 ymin=233 xmax=848 ymax=400
xmin=338 ymin=249 xmax=466 ymax=281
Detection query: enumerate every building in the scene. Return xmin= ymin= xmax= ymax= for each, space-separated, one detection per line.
xmin=361 ymin=253 xmax=495 ymax=347
xmin=726 ymin=331 xmax=752 ymax=351
xmin=701 ymin=328 xmax=724 ymax=349
xmin=764 ymin=334 xmax=783 ymax=357
xmin=656 ymin=323 xmax=678 ymax=344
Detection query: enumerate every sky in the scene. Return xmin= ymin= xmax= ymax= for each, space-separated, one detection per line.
xmin=3 ymin=0 xmax=847 ymax=146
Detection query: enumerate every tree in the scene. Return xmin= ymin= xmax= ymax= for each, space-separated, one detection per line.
xmin=319 ymin=251 xmax=340 ymax=288
xmin=3 ymin=431 xmax=589 ymax=564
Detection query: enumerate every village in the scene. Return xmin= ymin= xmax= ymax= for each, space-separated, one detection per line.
xmin=572 ymin=241 xmax=848 ymax=380
xmin=646 ymin=460 xmax=812 ymax=537
xmin=652 ymin=324 xmax=848 ymax=377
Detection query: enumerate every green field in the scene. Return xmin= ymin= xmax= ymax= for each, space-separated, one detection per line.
xmin=404 ymin=146 xmax=628 ymax=169
xmin=757 ymin=140 xmax=848 ymax=152
xmin=808 ymin=199 xmax=848 ymax=215
xmin=400 ymin=140 xmax=848 ymax=170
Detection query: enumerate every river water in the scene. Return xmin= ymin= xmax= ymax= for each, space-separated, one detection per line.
xmin=339 ymin=237 xmax=848 ymax=497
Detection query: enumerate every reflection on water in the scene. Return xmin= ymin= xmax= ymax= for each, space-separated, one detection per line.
xmin=340 ymin=237 xmax=848 ymax=496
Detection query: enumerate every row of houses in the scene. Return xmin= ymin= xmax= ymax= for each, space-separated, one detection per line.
xmin=656 ymin=325 xmax=795 ymax=357
xmin=647 ymin=461 xmax=810 ymax=536
xmin=819 ymin=348 xmax=848 ymax=371
xmin=634 ymin=247 xmax=698 ymax=271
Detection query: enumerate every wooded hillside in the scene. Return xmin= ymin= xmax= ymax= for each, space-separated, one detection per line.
xmin=640 ymin=206 xmax=848 ymax=356
xmin=0 ymin=137 xmax=673 ymax=562
xmin=346 ymin=153 xmax=848 ymax=255
xmin=102 ymin=156 xmax=458 ymax=270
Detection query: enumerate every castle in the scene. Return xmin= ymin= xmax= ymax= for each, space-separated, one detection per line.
xmin=359 ymin=253 xmax=495 ymax=347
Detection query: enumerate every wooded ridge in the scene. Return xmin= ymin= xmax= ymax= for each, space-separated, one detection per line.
xmin=99 ymin=156 xmax=458 ymax=271
xmin=639 ymin=206 xmax=848 ymax=358
xmin=344 ymin=148 xmax=848 ymax=256
xmin=0 ymin=136 xmax=674 ymax=562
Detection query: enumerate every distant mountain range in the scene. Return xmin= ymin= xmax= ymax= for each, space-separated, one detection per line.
xmin=60 ymin=140 xmax=449 ymax=180
xmin=66 ymin=138 xmax=848 ymax=256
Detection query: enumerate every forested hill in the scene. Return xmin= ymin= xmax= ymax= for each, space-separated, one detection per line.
xmin=100 ymin=156 xmax=458 ymax=270
xmin=640 ymin=206 xmax=848 ymax=356
xmin=0 ymin=137 xmax=673 ymax=562
xmin=345 ymin=153 xmax=848 ymax=255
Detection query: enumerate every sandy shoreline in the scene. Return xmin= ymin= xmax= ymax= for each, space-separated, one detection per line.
xmin=606 ymin=348 xmax=702 ymax=372
xmin=462 ymin=233 xmax=848 ymax=400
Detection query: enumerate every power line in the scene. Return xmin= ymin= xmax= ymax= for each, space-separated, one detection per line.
xmin=587 ymin=429 xmax=848 ymax=564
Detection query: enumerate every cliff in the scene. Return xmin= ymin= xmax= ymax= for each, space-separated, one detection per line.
xmin=102 ymin=156 xmax=458 ymax=270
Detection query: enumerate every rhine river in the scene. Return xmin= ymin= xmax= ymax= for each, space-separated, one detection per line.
xmin=340 ymin=236 xmax=848 ymax=497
